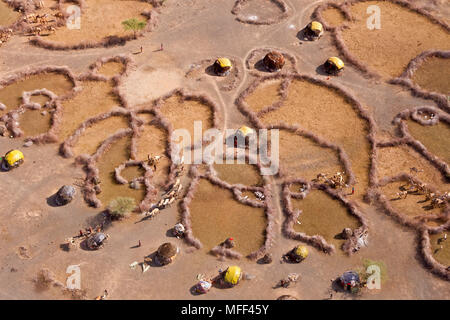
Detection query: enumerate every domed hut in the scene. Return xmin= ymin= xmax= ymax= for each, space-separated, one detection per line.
xmin=233 ymin=125 xmax=255 ymax=148
xmin=156 ymin=242 xmax=179 ymax=266
xmin=263 ymin=51 xmax=285 ymax=72
xmin=339 ymin=270 xmax=361 ymax=293
xmin=305 ymin=21 xmax=324 ymax=40
xmin=213 ymin=58 xmax=232 ymax=76
xmin=87 ymin=232 xmax=107 ymax=250
xmin=222 ymin=266 xmax=242 ymax=287
xmin=1 ymin=149 xmax=24 ymax=171
xmin=324 ymin=57 xmax=344 ymax=75
xmin=55 ymin=185 xmax=76 ymax=206
xmin=287 ymin=245 xmax=309 ymax=263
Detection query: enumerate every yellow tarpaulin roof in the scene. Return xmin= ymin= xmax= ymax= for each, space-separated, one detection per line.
xmin=328 ymin=57 xmax=344 ymax=69
xmin=238 ymin=126 xmax=254 ymax=136
xmin=224 ymin=266 xmax=241 ymax=285
xmin=295 ymin=245 xmax=309 ymax=258
xmin=310 ymin=21 xmax=323 ymax=32
xmin=5 ymin=150 xmax=24 ymax=166
xmin=217 ymin=58 xmax=232 ymax=68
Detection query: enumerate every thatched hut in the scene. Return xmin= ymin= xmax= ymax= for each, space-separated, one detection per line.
xmin=263 ymin=51 xmax=285 ymax=72
xmin=156 ymin=242 xmax=179 ymax=265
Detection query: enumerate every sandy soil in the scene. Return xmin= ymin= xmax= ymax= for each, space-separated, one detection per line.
xmin=20 ymin=108 xmax=53 ymax=137
xmin=188 ymin=179 xmax=266 ymax=256
xmin=277 ymin=129 xmax=343 ymax=181
xmin=0 ymin=1 xmax=19 ymax=26
xmin=380 ymin=181 xmax=444 ymax=218
xmin=430 ymin=232 xmax=450 ymax=266
xmin=406 ymin=120 xmax=450 ymax=164
xmin=321 ymin=7 xmax=346 ymax=26
xmin=72 ymin=116 xmax=130 ymax=156
xmin=58 ymin=81 xmax=120 ymax=141
xmin=0 ymin=73 xmax=73 ymax=113
xmin=135 ymin=115 xmax=169 ymax=187
xmin=96 ymin=135 xmax=145 ymax=207
xmin=377 ymin=145 xmax=448 ymax=190
xmin=292 ymin=190 xmax=361 ymax=255
xmin=237 ymin=0 xmax=287 ymax=23
xmin=159 ymin=94 xmax=215 ymax=147
xmin=213 ymin=163 xmax=263 ymax=187
xmin=0 ymin=0 xmax=449 ymax=301
xmin=46 ymin=0 xmax=152 ymax=45
xmin=411 ymin=57 xmax=450 ymax=94
xmin=339 ymin=1 xmax=450 ymax=78
xmin=244 ymin=79 xmax=284 ymax=113
xmin=97 ymin=61 xmax=125 ymax=77
xmin=260 ymin=79 xmax=371 ymax=200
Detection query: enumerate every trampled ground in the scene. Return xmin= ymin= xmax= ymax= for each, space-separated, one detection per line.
xmin=0 ymin=0 xmax=449 ymax=300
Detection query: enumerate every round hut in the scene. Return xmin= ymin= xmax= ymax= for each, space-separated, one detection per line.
xmin=55 ymin=185 xmax=76 ymax=206
xmin=339 ymin=270 xmax=361 ymax=293
xmin=263 ymin=51 xmax=285 ymax=72
xmin=324 ymin=57 xmax=344 ymax=75
xmin=288 ymin=245 xmax=309 ymax=263
xmin=213 ymin=58 xmax=232 ymax=76
xmin=87 ymin=232 xmax=107 ymax=250
xmin=234 ymin=125 xmax=255 ymax=148
xmin=156 ymin=242 xmax=179 ymax=265
xmin=305 ymin=21 xmax=324 ymax=40
xmin=2 ymin=149 xmax=24 ymax=171
xmin=222 ymin=266 xmax=242 ymax=287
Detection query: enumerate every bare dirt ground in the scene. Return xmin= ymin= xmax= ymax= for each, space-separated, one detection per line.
xmin=46 ymin=0 xmax=152 ymax=45
xmin=0 ymin=0 xmax=449 ymax=300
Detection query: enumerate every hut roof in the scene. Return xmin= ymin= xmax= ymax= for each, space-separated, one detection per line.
xmin=327 ymin=57 xmax=344 ymax=69
xmin=157 ymin=242 xmax=178 ymax=258
xmin=310 ymin=21 xmax=323 ymax=32
xmin=263 ymin=51 xmax=285 ymax=70
xmin=237 ymin=125 xmax=254 ymax=137
xmin=216 ymin=58 xmax=232 ymax=68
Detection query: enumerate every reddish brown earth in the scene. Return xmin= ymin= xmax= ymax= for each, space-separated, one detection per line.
xmin=0 ymin=0 xmax=449 ymax=300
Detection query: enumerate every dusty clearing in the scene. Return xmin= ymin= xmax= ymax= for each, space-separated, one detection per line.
xmin=411 ymin=57 xmax=450 ymax=94
xmin=0 ymin=1 xmax=19 ymax=26
xmin=339 ymin=1 xmax=450 ymax=78
xmin=46 ymin=0 xmax=152 ymax=45
xmin=0 ymin=0 xmax=448 ymax=301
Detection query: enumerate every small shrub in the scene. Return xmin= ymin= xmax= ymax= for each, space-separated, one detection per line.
xmin=108 ymin=197 xmax=136 ymax=219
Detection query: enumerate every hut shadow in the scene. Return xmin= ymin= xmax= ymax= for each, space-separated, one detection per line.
xmin=205 ymin=65 xmax=218 ymax=77
xmin=254 ymin=60 xmax=271 ymax=73
xmin=331 ymin=278 xmax=345 ymax=293
xmin=334 ymin=232 xmax=345 ymax=240
xmin=315 ymin=64 xmax=329 ymax=76
xmin=144 ymin=252 xmax=164 ymax=268
xmin=256 ymin=257 xmax=269 ymax=265
xmin=296 ymin=28 xmax=309 ymax=42
xmin=422 ymin=204 xmax=435 ymax=211
xmin=46 ymin=193 xmax=61 ymax=207
xmin=165 ymin=228 xmax=178 ymax=238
